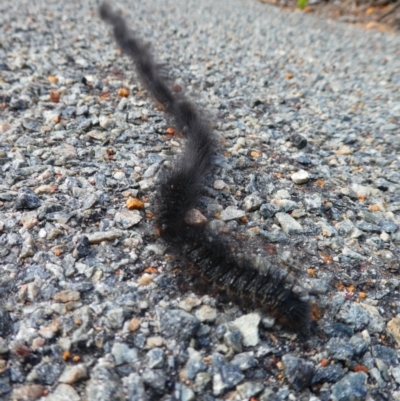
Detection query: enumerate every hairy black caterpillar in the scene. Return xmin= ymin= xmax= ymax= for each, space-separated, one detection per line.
xmin=100 ymin=3 xmax=310 ymax=333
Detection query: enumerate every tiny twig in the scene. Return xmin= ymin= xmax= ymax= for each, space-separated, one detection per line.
xmin=378 ymin=0 xmax=400 ymax=21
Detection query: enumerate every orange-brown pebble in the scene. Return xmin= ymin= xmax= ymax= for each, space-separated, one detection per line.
xmin=53 ymin=290 xmax=80 ymax=303
xmin=320 ymin=252 xmax=333 ymax=264
xmin=166 ymin=127 xmax=175 ymax=135
xmin=347 ymin=285 xmax=355 ymax=293
xmin=52 ymin=246 xmax=64 ymax=257
xmin=320 ymin=358 xmax=329 ymax=367
xmin=354 ymin=365 xmax=368 ymax=373
xmin=62 ymin=351 xmax=71 ymax=361
xmin=72 ymin=355 xmax=81 ymax=362
xmin=126 ymin=198 xmax=144 ymax=210
xmin=129 ymin=318 xmax=140 ymax=332
xmin=139 ymin=274 xmax=154 ymax=286
xmin=118 ymin=87 xmax=130 ymax=97
xmin=50 ymin=91 xmax=60 ymax=103
xmin=336 ymin=145 xmax=352 ymax=155
xmin=99 ymin=92 xmax=110 ymax=101
xmin=369 ymin=204 xmax=380 ymax=212
xmin=144 ymin=266 xmax=158 ymax=274
xmin=48 ymin=75 xmax=58 ymax=83
xmin=310 ymin=301 xmax=322 ymax=321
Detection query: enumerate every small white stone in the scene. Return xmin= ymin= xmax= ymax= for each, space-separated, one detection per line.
xmin=275 ymin=212 xmax=303 ymax=235
xmin=233 ymin=313 xmax=261 ymax=347
xmin=113 ymin=171 xmax=126 ymax=180
xmin=195 ymin=305 xmax=217 ymax=323
xmin=275 ymin=189 xmax=290 ymax=199
xmin=46 ymin=384 xmax=80 ymax=401
xmin=291 ymin=170 xmax=310 ymax=184
xmin=59 ymin=364 xmax=87 ymax=384
xmin=380 ymin=232 xmax=390 ymax=242
xmin=220 ymin=206 xmax=245 ymax=221
xmin=86 ymin=230 xmax=124 ymax=244
xmin=99 ymin=115 xmax=114 ymax=129
xmin=114 ymin=210 xmax=143 ymax=228
xmin=243 ymin=194 xmax=263 ymax=212
xmin=38 ymin=228 xmax=47 ymax=238
xmin=213 ymin=180 xmax=226 ymax=190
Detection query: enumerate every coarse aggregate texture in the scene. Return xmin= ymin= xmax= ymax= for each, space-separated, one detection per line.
xmin=0 ymin=0 xmax=400 ymax=400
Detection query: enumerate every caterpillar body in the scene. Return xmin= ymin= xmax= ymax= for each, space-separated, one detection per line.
xmin=100 ymin=2 xmax=310 ymax=333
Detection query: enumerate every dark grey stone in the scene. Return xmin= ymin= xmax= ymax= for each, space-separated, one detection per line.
xmin=73 ymin=235 xmax=91 ymax=259
xmin=380 ymin=221 xmax=398 ymax=233
xmin=146 ymin=348 xmax=165 ymax=369
xmin=295 ymin=154 xmax=312 ymax=165
xmin=349 ymin=335 xmax=368 ymax=356
xmin=231 ymin=352 xmax=257 ymax=371
xmin=312 ymin=364 xmax=347 ymax=384
xmin=212 ymin=352 xmax=244 ymax=396
xmin=85 ymin=364 xmax=124 ymax=401
xmin=185 ymin=352 xmax=208 ymax=380
xmin=282 ymin=355 xmax=314 ymax=391
xmin=372 ymin=345 xmax=398 ymax=366
xmin=356 ymin=221 xmax=381 ymax=233
xmin=0 ymin=367 xmax=11 ymax=396
xmin=22 ymin=118 xmax=41 ymax=132
xmin=331 ymin=372 xmax=367 ymax=401
xmin=290 ymin=134 xmax=307 ymax=149
xmin=125 ymin=373 xmax=147 ymax=401
xmin=14 ymin=187 xmax=41 ymax=210
xmin=156 ymin=308 xmax=200 ymax=341
xmin=141 ymin=368 xmax=166 ymax=394
xmin=326 ymin=338 xmax=355 ymax=361
xmin=35 ymin=361 xmax=62 ymax=385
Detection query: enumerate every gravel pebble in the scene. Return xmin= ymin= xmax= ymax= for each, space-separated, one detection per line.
xmin=275 ymin=212 xmax=304 ymax=235
xmin=331 ymin=372 xmax=368 ymax=401
xmin=157 ymin=308 xmax=200 ymax=341
xmin=220 ymin=206 xmax=246 ymax=221
xmin=233 ymin=312 xmax=261 ymax=347
xmin=212 ymin=352 xmax=244 ymax=396
xmin=291 ymin=169 xmax=310 ymax=184
xmin=282 ymin=355 xmax=315 ymax=391
xmin=14 ymin=187 xmax=41 ymax=210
